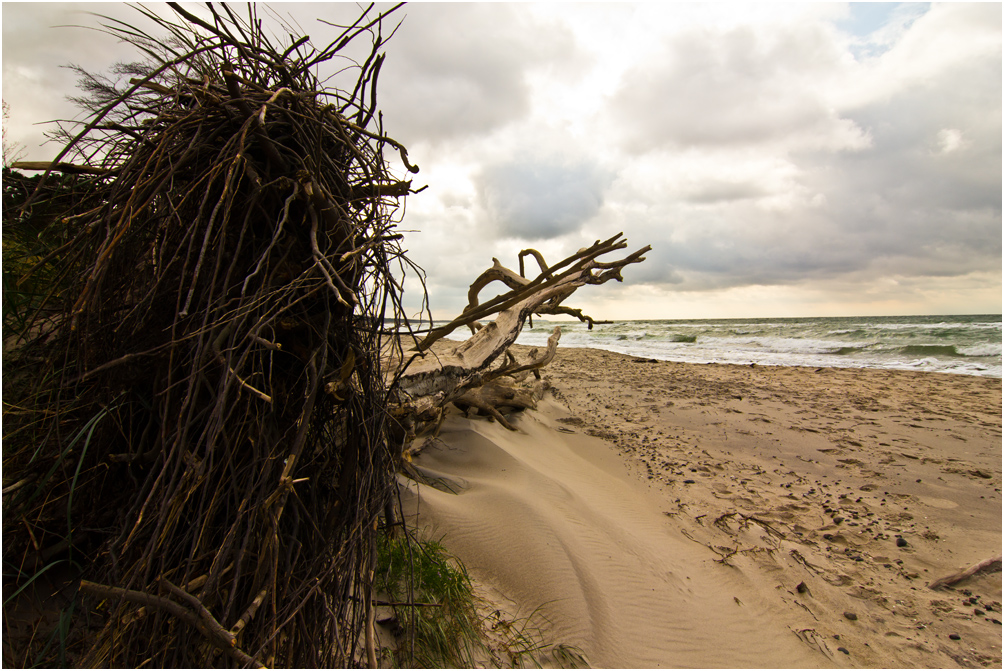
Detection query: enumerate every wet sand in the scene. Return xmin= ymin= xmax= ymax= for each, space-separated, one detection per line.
xmin=403 ymin=346 xmax=1002 ymax=667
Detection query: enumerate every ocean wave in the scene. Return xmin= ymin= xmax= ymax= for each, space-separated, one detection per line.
xmin=857 ymin=321 xmax=1002 ymax=332
xmin=902 ymin=357 xmax=992 ymax=374
xmin=898 ymin=344 xmax=966 ymax=358
xmin=958 ymin=343 xmax=1003 ymax=357
xmin=513 ymin=316 xmax=1001 ymax=377
xmin=708 ymin=336 xmax=872 ymax=356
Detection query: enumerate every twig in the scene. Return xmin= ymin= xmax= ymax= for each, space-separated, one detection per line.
xmin=80 ymin=580 xmax=256 ymax=666
xmin=11 ymin=161 xmax=112 ymax=175
xmin=231 ymin=588 xmax=268 ymax=635
xmin=2 ymin=478 xmax=33 ymax=496
xmin=365 ymin=568 xmax=377 ymax=669
xmin=790 ymin=549 xmax=823 ymax=574
xmin=928 ymin=555 xmax=1003 ymax=589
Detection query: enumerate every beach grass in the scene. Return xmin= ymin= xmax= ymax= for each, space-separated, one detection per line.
xmin=375 ymin=531 xmax=588 ymax=668
xmin=376 ymin=531 xmax=493 ymax=667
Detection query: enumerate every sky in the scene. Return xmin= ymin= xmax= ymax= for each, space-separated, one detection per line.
xmin=2 ymin=2 xmax=1001 ymax=321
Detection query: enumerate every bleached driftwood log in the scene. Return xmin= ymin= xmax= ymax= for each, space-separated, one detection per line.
xmin=390 ymin=233 xmax=649 ymax=433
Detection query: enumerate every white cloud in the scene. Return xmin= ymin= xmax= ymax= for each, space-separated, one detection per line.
xmin=934 ymin=128 xmax=969 ymax=155
xmin=834 ymin=3 xmax=1001 ymax=109
xmin=609 ymin=19 xmax=870 ymax=154
xmin=376 ymin=3 xmax=580 ymax=147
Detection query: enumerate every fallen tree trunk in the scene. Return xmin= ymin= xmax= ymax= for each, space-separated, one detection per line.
xmin=390 ymin=233 xmax=649 ymax=434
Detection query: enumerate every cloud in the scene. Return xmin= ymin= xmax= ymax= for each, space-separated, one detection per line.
xmin=2 ymin=3 xmax=137 ymax=158
xmin=376 ymin=4 xmax=579 ymax=146
xmin=475 ymin=158 xmax=613 ymax=241
xmin=3 ymin=2 xmax=998 ymax=320
xmin=681 ymin=178 xmax=769 ymax=204
xmin=576 ymin=2 xmax=1000 ymax=308
xmin=836 ymin=3 xmax=1001 ymax=108
xmin=610 ymin=21 xmax=870 ymax=153
xmin=933 ymin=128 xmax=968 ymax=155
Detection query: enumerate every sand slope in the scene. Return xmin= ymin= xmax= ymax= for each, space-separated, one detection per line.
xmin=404 ymin=399 xmax=832 ymax=668
xmin=404 ymin=347 xmax=1002 ymax=668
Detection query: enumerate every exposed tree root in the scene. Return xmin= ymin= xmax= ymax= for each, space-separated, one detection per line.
xmin=3 ymin=3 xmax=423 ymax=667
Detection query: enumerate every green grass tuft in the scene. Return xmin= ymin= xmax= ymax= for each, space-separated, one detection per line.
xmin=375 ymin=533 xmax=486 ymax=667
xmin=374 ymin=532 xmax=588 ymax=668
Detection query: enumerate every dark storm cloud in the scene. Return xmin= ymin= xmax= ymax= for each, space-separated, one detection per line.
xmin=614 ymin=90 xmax=1001 ymax=293
xmin=620 ymin=206 xmax=854 ymax=291
xmin=475 ymin=159 xmax=612 ymax=240
xmin=622 ymin=154 xmax=1000 ymax=292
xmin=829 ymin=68 xmax=1002 ymax=215
xmin=790 ymin=49 xmax=1003 ymax=279
xmin=623 ymin=175 xmax=1000 ymax=293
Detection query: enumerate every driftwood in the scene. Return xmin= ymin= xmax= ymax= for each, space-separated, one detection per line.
xmin=453 ymin=378 xmax=552 ymax=431
xmin=391 ymin=233 xmax=649 ymax=434
xmin=927 ymin=555 xmax=1003 ymax=589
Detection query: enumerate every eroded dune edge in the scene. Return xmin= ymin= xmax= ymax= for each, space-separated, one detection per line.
xmin=404 ymin=346 xmax=1002 ymax=668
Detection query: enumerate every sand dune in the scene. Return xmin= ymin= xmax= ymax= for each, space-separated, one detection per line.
xmin=403 ymin=347 xmax=1002 ymax=668
xmin=404 ymin=399 xmax=829 ymax=667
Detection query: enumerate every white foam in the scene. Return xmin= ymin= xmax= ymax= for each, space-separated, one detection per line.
xmin=512 ymin=317 xmax=1002 ymax=378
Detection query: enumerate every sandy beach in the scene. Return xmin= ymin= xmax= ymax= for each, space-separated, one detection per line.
xmin=402 ymin=345 xmax=1002 ymax=668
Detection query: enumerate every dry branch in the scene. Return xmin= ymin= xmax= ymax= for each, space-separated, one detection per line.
xmin=10 ymin=160 xmax=113 ymax=176
xmin=391 ymin=235 xmax=649 ymax=432
xmin=79 ymin=580 xmax=256 ymax=666
xmin=415 ymin=233 xmax=646 ymax=353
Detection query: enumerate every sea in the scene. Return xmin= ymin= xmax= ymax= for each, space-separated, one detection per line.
xmin=510 ymin=314 xmax=1002 ymax=378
